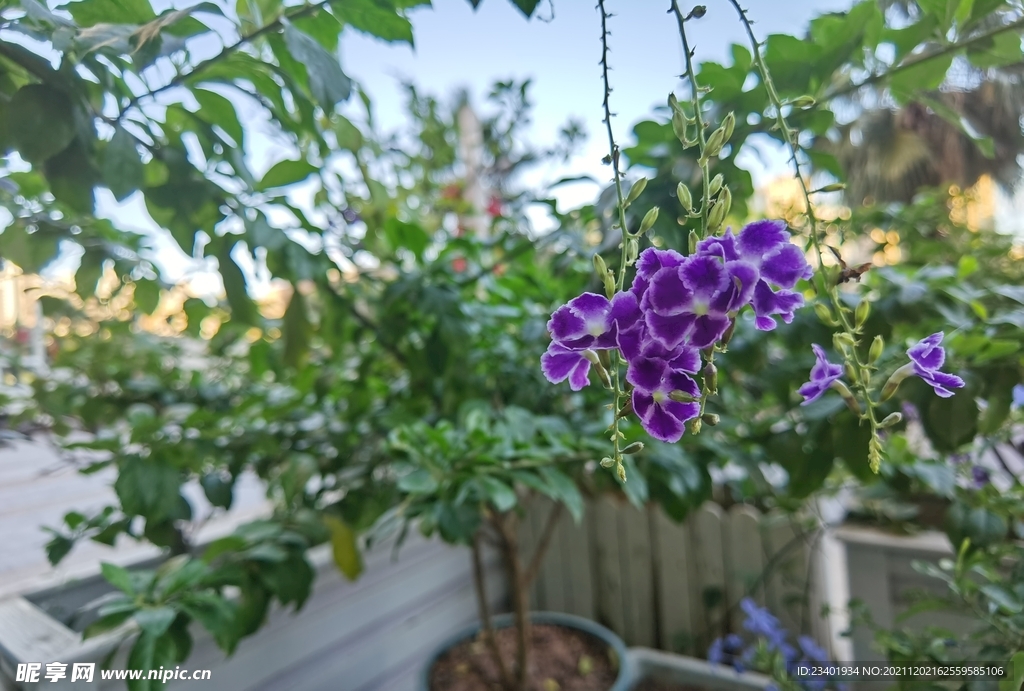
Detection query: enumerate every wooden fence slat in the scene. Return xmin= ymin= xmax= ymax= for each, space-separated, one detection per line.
xmin=536 ymin=496 xmax=567 ymax=613
xmin=560 ymin=505 xmax=595 ymax=619
xmin=762 ymin=512 xmax=811 ymax=635
xmin=725 ymin=504 xmax=765 ymax=633
xmin=651 ymin=506 xmax=695 ymax=654
xmin=593 ymin=496 xmax=626 ymax=638
xmin=690 ymin=503 xmax=727 ymax=652
xmin=619 ymin=502 xmax=655 ymax=647
xmin=519 ymin=494 xmax=543 ymax=610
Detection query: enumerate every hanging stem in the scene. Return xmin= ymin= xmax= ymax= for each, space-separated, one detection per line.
xmin=724 ymin=0 xmax=883 ymax=467
xmin=597 ymin=0 xmax=630 ymax=476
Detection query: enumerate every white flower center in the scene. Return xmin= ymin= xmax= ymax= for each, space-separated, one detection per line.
xmin=586 ymin=318 xmax=606 ymax=337
xmin=652 ymin=391 xmax=667 ymax=404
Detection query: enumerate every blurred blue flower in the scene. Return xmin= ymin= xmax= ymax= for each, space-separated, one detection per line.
xmin=798 ymin=635 xmax=828 ymax=663
xmin=1013 ymin=384 xmax=1024 ymax=410
xmin=741 ymin=598 xmax=785 ymax=646
xmin=972 ymin=465 xmax=991 ymax=488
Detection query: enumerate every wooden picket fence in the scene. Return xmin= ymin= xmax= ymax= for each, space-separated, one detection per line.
xmin=519 ymin=495 xmax=832 ymax=656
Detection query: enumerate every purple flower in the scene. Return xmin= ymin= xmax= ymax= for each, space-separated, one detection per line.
xmin=540 ymin=344 xmax=591 ymax=391
xmin=906 ymin=333 xmax=965 ymax=398
xmin=798 ymin=635 xmax=828 ymax=663
xmin=1012 ymin=384 xmax=1024 ymax=410
xmin=740 ymin=598 xmax=784 ymax=643
xmin=341 ymin=207 xmax=361 ymax=223
xmin=631 ymin=369 xmax=701 ymax=443
xmin=708 ymin=633 xmax=744 ymax=665
xmin=971 ymin=465 xmax=990 ymax=488
xmin=798 ymin=345 xmax=844 ymax=405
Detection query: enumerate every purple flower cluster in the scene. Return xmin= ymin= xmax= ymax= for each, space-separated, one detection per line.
xmin=542 ymin=220 xmax=812 ymax=442
xmin=709 ymin=599 xmax=836 ymax=691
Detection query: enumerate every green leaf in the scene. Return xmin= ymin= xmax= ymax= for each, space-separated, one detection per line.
xmin=509 ymin=0 xmax=540 ymax=17
xmin=133 ymin=280 xmax=160 ymax=314
xmin=332 ymin=0 xmax=415 ymax=44
xmin=193 ymin=88 xmax=244 ymax=146
xmin=44 ymin=139 xmax=98 ymax=213
xmin=979 ymin=584 xmax=1022 ymax=614
xmin=398 ymin=468 xmax=438 ymax=493
xmin=282 ymin=289 xmax=311 ymax=369
xmin=283 ymin=24 xmax=351 ymax=111
xmin=383 ymin=218 xmax=430 ymax=259
xmin=102 ymin=125 xmax=144 ymax=201
xmin=45 ymin=535 xmax=74 ymax=565
xmin=84 ymin=610 xmax=134 ymax=639
xmin=538 ymin=466 xmax=583 ymax=523
xmin=478 ymin=476 xmax=517 ymax=512
xmin=0 ymin=225 xmax=60 ymax=273
xmin=101 ymin=562 xmax=137 ymax=594
xmin=257 ymin=158 xmax=318 ymax=190
xmin=8 ymin=84 xmax=75 ymax=164
xmin=998 ymin=652 xmax=1024 ymax=691
xmin=114 ymin=456 xmax=181 ymax=522
xmin=323 ymin=515 xmax=363 ymax=581
xmin=922 ymin=388 xmax=978 ymax=451
xmin=889 ymin=53 xmax=954 ymax=102
xmin=946 ymin=503 xmax=1006 ymax=549
xmin=966 ymin=30 xmax=1023 ymax=68
xmin=64 ymin=0 xmax=157 ymax=27
xmin=200 ymin=472 xmax=233 ymax=509
xmin=216 ymin=242 xmax=259 ymax=325
xmin=134 ymin=607 xmax=177 ymax=638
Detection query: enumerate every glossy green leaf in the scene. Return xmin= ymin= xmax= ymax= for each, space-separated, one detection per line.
xmin=134 ymin=607 xmax=177 ymax=638
xmin=65 ymin=0 xmax=157 ymax=26
xmin=8 ymin=84 xmax=75 ymax=164
xmin=114 ymin=457 xmax=181 ymax=522
xmin=102 ymin=125 xmax=144 ymax=201
xmin=257 ymin=158 xmax=318 ymax=190
xmin=283 ymin=24 xmax=351 ymax=110
xmin=478 ymin=476 xmax=517 ymax=512
xmin=332 ymin=0 xmax=416 ymax=44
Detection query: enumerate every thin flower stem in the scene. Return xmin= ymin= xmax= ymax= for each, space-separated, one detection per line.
xmin=598 ymin=0 xmax=630 ymax=472
xmin=670 ymin=0 xmax=711 ymax=239
xmin=725 ymin=0 xmax=883 ymax=461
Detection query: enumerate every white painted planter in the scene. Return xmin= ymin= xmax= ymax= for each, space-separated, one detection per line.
xmin=625 ymin=648 xmax=772 ymax=690
xmin=0 ymin=534 xmax=505 ymax=691
xmin=819 ymin=524 xmax=976 ymax=663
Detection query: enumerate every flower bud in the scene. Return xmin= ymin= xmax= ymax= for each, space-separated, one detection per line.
xmin=879 ymin=412 xmax=903 ymax=429
xmin=721 ymin=112 xmax=736 ymax=144
xmin=677 ymin=182 xmax=693 ymax=212
xmin=688 ymin=229 xmax=699 ymax=255
xmin=814 ymin=303 xmax=839 ymax=327
xmin=616 ymin=400 xmax=633 ymax=420
xmin=639 ymin=207 xmax=660 ymax=235
xmin=718 ymin=186 xmax=732 ymax=219
xmin=617 ymin=462 xmax=627 ymax=483
xmin=672 ymin=109 xmax=688 ymax=145
xmin=855 ymin=300 xmax=870 ymax=328
xmin=621 ymin=441 xmax=644 ymax=455
xmin=868 ymin=435 xmax=883 ymax=474
xmin=583 ymin=350 xmax=613 ymax=389
xmin=690 ymin=418 xmax=702 ymax=435
xmin=701 ymin=413 xmax=720 ymax=426
xmin=720 ymin=319 xmax=736 ymax=346
xmin=625 ymin=177 xmax=648 ymax=207
xmin=708 ymin=174 xmax=724 ymax=197
xmin=603 ymin=270 xmax=616 ymax=299
xmin=598 ymin=348 xmax=611 ymax=369
xmin=626 ymin=238 xmax=639 ymax=265
xmin=845 ymin=363 xmax=858 ymax=384
xmin=833 ymin=332 xmax=855 ymax=352
xmin=830 ymin=379 xmax=861 ymax=414
xmin=691 ymin=5 xmax=706 ymax=18
xmin=813 ymin=182 xmax=846 ymax=193
xmin=600 ymin=457 xmax=616 ymax=468
xmin=593 ymin=253 xmax=607 ymax=278
xmin=669 ymin=390 xmax=700 ymax=403
xmin=707 ymin=200 xmax=726 ymax=232
xmin=869 ymin=335 xmax=884 ymax=364
xmin=703 ymin=126 xmax=727 ymax=159
xmin=881 ymin=363 xmax=915 ymax=401
xmin=789 ymin=95 xmax=816 ymax=108
xmin=703 ymin=363 xmax=718 ymax=394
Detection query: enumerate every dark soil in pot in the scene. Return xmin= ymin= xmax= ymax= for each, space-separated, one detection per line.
xmin=632 ymin=680 xmax=706 ymax=691
xmin=428 ymin=623 xmax=620 ymax=691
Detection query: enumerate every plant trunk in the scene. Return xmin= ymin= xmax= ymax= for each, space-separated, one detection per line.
xmin=492 ymin=511 xmax=530 ymax=691
xmin=471 ymin=530 xmax=512 ymax=689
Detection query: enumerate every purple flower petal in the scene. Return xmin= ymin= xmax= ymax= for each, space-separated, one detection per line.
xmin=680 ymin=255 xmax=728 ymax=302
xmin=690 ymin=314 xmax=731 ymax=349
xmin=760 ymin=244 xmax=812 ymax=289
xmin=568 ymin=292 xmax=612 ymax=335
xmin=907 ymin=332 xmax=945 ymax=371
xmin=547 ymin=304 xmax=587 ymax=342
xmin=609 ymin=291 xmax=642 ymax=331
xmin=712 ymin=261 xmax=759 ymax=313
xmin=627 ymin=355 xmax=668 ymax=392
xmin=636 ymin=248 xmax=686 ymax=280
xmin=541 ymin=343 xmax=591 ymax=391
xmin=647 ymin=266 xmax=693 ymax=316
xmin=915 ymin=366 xmax=965 ymax=398
xmin=752 ymin=281 xmax=804 ymax=331
xmin=617 ymin=325 xmax=645 ymax=362
xmin=668 ymin=346 xmax=701 ymax=374
xmin=645 ymin=311 xmax=694 ymax=350
xmin=798 ymin=344 xmax=844 ymax=405
xmin=737 ymin=219 xmax=788 ymax=258
xmin=666 ymin=370 xmax=700 ymax=397
xmin=696 ymin=229 xmax=739 ymax=261
xmin=643 ymin=401 xmax=688 ymax=442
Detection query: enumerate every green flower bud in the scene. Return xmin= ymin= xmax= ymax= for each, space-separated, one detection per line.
xmin=593 ymin=253 xmax=607 ymax=278
xmin=855 ymin=300 xmax=870 ymax=328
xmin=669 ymin=390 xmax=700 ymax=403
xmin=639 ymin=206 xmax=660 ymax=235
xmin=813 ymin=182 xmax=846 ymax=193
xmin=789 ymin=95 xmax=816 ymax=108
xmin=598 ymin=348 xmax=611 ymax=369
xmin=621 ymin=441 xmax=645 ymax=455
xmin=721 ymin=112 xmax=736 ymax=144
xmin=703 ymin=363 xmax=718 ymax=394
xmin=677 ymin=182 xmax=693 ymax=212
xmin=845 ymin=363 xmax=858 ymax=384
xmin=600 ymin=457 xmax=616 ymax=468
xmin=708 ymin=174 xmax=724 ymax=197
xmin=625 ymin=177 xmax=648 ymax=207
xmin=881 ymin=363 xmax=915 ymax=401
xmin=879 ymin=412 xmax=903 ymax=429
xmin=721 ymin=319 xmax=736 ymax=346
xmin=707 ymin=200 xmax=726 ymax=232
xmin=704 ymin=126 xmax=727 ymax=159
xmin=672 ymin=110 xmax=688 ymax=145
xmin=583 ymin=350 xmax=612 ymax=389
xmin=869 ymin=335 xmax=884 ymax=364
xmin=603 ymin=269 xmax=616 ymax=299
xmin=690 ymin=418 xmax=702 ymax=435
xmin=814 ymin=303 xmax=839 ymax=327
xmin=617 ymin=462 xmax=627 ymax=483
xmin=616 ymin=400 xmax=633 ymax=420
xmin=718 ymin=186 xmax=732 ymax=219
xmin=833 ymin=332 xmax=856 ymax=352
xmin=701 ymin=413 xmax=720 ymax=426
xmin=626 ymin=237 xmax=639 ymax=265
xmin=688 ymin=229 xmax=699 ymax=254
